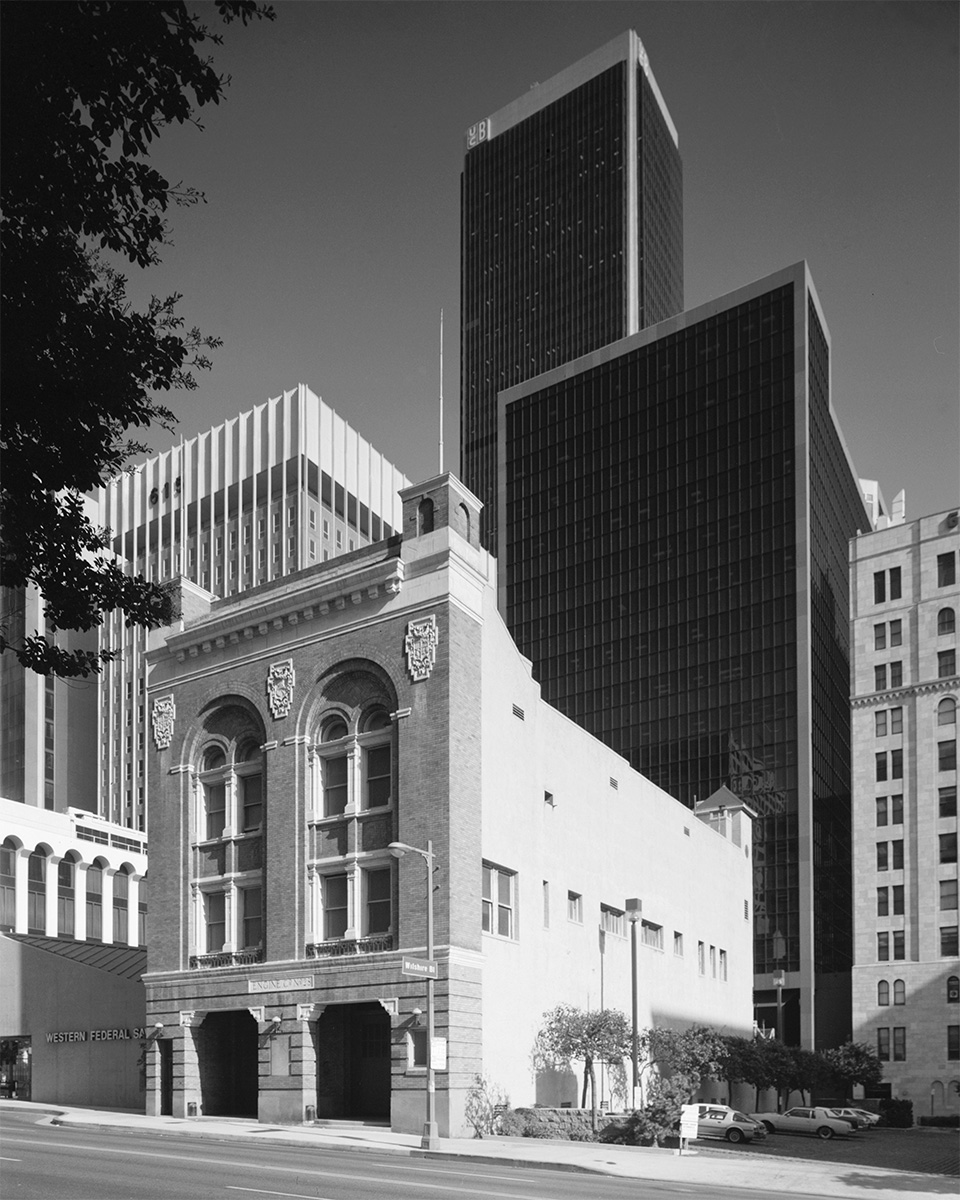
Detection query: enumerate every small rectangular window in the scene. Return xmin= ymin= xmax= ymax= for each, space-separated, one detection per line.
xmin=891 ymin=749 xmax=903 ymax=779
xmin=890 ymin=794 xmax=903 ymax=825
xmin=272 ymin=512 xmax=280 ymax=533
xmin=940 ymin=879 xmax=958 ymax=911
xmin=890 ymin=567 xmax=902 ymax=600
xmin=893 ymin=1026 xmax=906 ymax=1061
xmin=874 ymin=572 xmax=886 ymax=604
xmin=323 ymin=874 xmax=348 ymax=940
xmin=601 ymin=904 xmax=625 ymax=937
xmin=365 ymin=867 xmax=392 ymax=935
xmin=363 ymin=744 xmax=392 ymax=809
xmin=892 ymin=840 xmax=904 ymax=870
xmin=205 ymin=782 xmax=226 ymax=840
xmin=205 ymin=892 xmax=225 ymax=952
xmin=874 ymin=624 xmax=886 ymax=651
xmin=877 ymin=1027 xmax=890 ymax=1061
xmin=877 ymin=931 xmax=889 ymax=961
xmin=939 ymin=650 xmax=957 ymax=678
xmin=877 ymin=842 xmax=889 ymax=871
xmin=673 ymin=931 xmax=684 ymax=956
xmin=875 ymin=711 xmax=887 ymax=737
xmin=482 ymin=863 xmax=516 ymax=939
xmin=309 ymin=510 xmax=316 ymax=530
xmin=942 ymin=926 xmax=960 ymax=957
xmin=940 ymin=786 xmax=958 ymax=817
xmin=877 ymin=887 xmax=889 ymax=916
xmin=941 ymin=833 xmax=957 ymax=864
xmin=323 ymin=755 xmax=348 ymax=816
xmin=876 ymin=752 xmax=887 ymax=782
xmin=892 ymin=884 xmax=904 ymax=915
xmin=710 ymin=945 xmax=717 ymax=976
xmin=876 ymin=797 xmax=888 ymax=827
xmin=890 ymin=661 xmax=903 ymax=688
xmin=698 ymin=941 xmax=705 ymax=975
xmin=542 ymin=881 xmax=550 ymax=928
xmin=719 ymin=949 xmax=727 ymax=981
xmin=948 ymin=1026 xmax=960 ymax=1061
xmin=890 ymin=708 xmax=903 ymax=735
xmin=241 ymin=886 xmax=262 ymax=949
xmin=875 ymin=664 xmax=887 ymax=691
xmin=567 ymin=891 xmax=583 ymax=923
xmin=893 ymin=930 xmax=905 ymax=960
xmin=641 ymin=920 xmax=663 ymax=950
xmin=889 ymin=619 xmax=902 ymax=647
xmin=940 ymin=741 xmax=958 ymax=772
xmin=938 ymin=553 xmax=957 ymax=588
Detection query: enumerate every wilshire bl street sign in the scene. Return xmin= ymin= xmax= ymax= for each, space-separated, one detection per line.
xmin=400 ymin=956 xmax=438 ymax=979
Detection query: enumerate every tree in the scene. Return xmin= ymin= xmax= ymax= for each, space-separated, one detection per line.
xmin=0 ymin=1 xmax=273 ymax=677
xmin=533 ymin=1004 xmax=631 ymax=1128
xmin=821 ymin=1041 xmax=884 ymax=1100
xmin=639 ymin=1025 xmax=727 ymax=1101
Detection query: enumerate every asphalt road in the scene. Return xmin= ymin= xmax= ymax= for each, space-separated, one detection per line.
xmin=0 ymin=1110 xmax=833 ymax=1200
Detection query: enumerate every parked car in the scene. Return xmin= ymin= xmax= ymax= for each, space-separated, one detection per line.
xmin=849 ymin=1107 xmax=882 ymax=1127
xmin=827 ymin=1107 xmax=869 ymax=1130
xmin=695 ymin=1104 xmax=767 ymax=1143
xmin=751 ymin=1106 xmax=857 ymax=1139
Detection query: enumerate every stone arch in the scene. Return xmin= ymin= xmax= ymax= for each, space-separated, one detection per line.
xmin=302 ymin=657 xmax=402 ymax=740
xmin=456 ymin=501 xmax=472 ymax=543
xmin=184 ymin=694 xmax=268 ymax=768
xmin=417 ymin=497 xmax=435 ymax=536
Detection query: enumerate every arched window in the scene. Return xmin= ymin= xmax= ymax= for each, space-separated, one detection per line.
xmin=113 ymin=866 xmax=131 ymax=945
xmin=417 ymin=497 xmax=435 ymax=536
xmin=0 ymin=839 xmax=17 ymax=931
xmin=877 ymin=979 xmax=889 ymax=1006
xmin=939 ymin=698 xmax=957 ymax=727
xmin=893 ymin=979 xmax=906 ymax=1005
xmin=86 ymin=861 xmax=104 ymax=941
xmin=457 ymin=502 xmax=471 ymax=543
xmin=948 ymin=975 xmax=959 ymax=1003
xmin=939 ymin=608 xmax=956 ymax=636
xmin=137 ymin=874 xmax=147 ymax=947
xmin=236 ymin=740 xmax=263 ymax=833
xmin=199 ymin=744 xmax=228 ymax=840
xmin=58 ymin=854 xmax=78 ymax=938
xmin=27 ymin=849 xmax=47 ymax=935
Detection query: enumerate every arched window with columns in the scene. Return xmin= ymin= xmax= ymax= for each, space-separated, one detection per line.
xmin=27 ymin=848 xmax=47 ymax=935
xmin=0 ymin=839 xmax=16 ymax=931
xmin=86 ymin=860 xmax=104 ymax=941
xmin=58 ymin=853 xmax=79 ymax=938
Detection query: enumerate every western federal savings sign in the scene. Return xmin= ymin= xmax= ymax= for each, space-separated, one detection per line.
xmin=47 ymin=1028 xmax=147 ymax=1043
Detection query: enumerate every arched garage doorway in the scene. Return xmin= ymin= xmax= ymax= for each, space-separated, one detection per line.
xmin=315 ymin=1002 xmax=391 ymax=1120
xmin=197 ymin=1010 xmax=259 ymax=1117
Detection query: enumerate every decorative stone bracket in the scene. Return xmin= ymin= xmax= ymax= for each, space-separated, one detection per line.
xmin=152 ymin=695 xmax=176 ymax=749
xmin=405 ymin=614 xmax=439 ymax=681
xmin=267 ymin=659 xmax=296 ymax=719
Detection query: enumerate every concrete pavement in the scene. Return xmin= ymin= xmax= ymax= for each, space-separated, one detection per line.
xmin=1 ymin=1100 xmax=955 ymax=1200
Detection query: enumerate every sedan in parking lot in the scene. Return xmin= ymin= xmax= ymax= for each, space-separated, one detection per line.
xmin=695 ymin=1105 xmax=766 ymax=1144
xmin=751 ymin=1106 xmax=858 ymax=1139
xmin=827 ymin=1107 xmax=872 ymax=1130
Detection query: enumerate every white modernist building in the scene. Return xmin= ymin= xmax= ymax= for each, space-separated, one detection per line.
xmin=96 ymin=384 xmax=409 ymax=831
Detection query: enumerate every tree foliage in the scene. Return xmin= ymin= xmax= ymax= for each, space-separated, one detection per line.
xmin=639 ymin=1024 xmax=726 ymax=1101
xmin=533 ymin=1004 xmax=631 ymax=1127
xmin=821 ymin=1041 xmax=884 ymax=1097
xmin=0 ymin=1 xmax=273 ymax=676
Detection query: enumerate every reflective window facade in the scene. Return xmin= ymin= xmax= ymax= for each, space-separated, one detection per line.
xmin=462 ymin=54 xmax=683 ymax=553
xmin=503 ymin=274 xmax=866 ymax=1017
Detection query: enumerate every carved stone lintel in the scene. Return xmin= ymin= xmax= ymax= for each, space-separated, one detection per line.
xmin=297 ymin=1003 xmax=327 ymax=1022
xmin=377 ymin=998 xmax=399 ymax=1017
xmin=179 ymin=1010 xmax=205 ymax=1028
xmin=248 ymin=1006 xmax=265 ymax=1024
xmin=405 ymin=615 xmax=439 ymax=681
xmin=152 ymin=695 xmax=176 ymax=750
xmin=267 ymin=659 xmax=296 ymax=720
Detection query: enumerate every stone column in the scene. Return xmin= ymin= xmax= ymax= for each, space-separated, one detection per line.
xmin=45 ymin=854 xmax=60 ymax=936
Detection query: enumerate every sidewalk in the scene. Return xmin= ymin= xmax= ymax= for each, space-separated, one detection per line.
xmin=1 ymin=1100 xmax=954 ymax=1200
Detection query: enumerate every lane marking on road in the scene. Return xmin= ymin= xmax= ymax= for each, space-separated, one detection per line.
xmin=0 ymin=1156 xmax=22 ymax=1161
xmin=227 ymin=1189 xmax=336 ymax=1200
xmin=0 ymin=1138 xmax=587 ymax=1199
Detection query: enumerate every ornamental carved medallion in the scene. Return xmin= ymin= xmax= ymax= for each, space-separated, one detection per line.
xmin=267 ymin=659 xmax=296 ymax=719
xmin=151 ymin=695 xmax=176 ymax=750
xmin=404 ymin=614 xmax=439 ymax=682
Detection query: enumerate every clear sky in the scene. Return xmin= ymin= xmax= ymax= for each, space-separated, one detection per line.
xmin=124 ymin=0 xmax=959 ymax=522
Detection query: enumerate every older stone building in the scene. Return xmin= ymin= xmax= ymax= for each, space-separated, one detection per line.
xmin=143 ymin=475 xmax=754 ymax=1135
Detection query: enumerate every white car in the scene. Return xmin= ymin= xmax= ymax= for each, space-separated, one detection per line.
xmin=695 ymin=1104 xmax=765 ymax=1144
xmin=751 ymin=1106 xmax=857 ymax=1139
xmin=828 ymin=1107 xmax=875 ymax=1130
xmin=849 ymin=1107 xmax=881 ymax=1127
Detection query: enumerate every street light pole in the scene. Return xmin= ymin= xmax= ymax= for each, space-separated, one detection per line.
xmin=773 ymin=971 xmax=785 ymax=1041
xmin=389 ymin=840 xmax=438 ymax=1149
xmin=626 ymin=898 xmax=642 ymax=1111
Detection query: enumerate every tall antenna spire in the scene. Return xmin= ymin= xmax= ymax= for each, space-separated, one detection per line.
xmin=438 ymin=309 xmax=444 ymax=474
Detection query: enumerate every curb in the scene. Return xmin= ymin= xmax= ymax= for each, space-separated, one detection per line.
xmin=413 ymin=1149 xmax=602 ymax=1176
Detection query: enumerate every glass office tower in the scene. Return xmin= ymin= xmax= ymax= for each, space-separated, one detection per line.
xmin=499 ymin=263 xmax=869 ymax=1047
xmin=461 ymin=30 xmax=683 ymax=554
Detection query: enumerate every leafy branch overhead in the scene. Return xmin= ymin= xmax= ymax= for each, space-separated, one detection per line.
xmin=0 ymin=1 xmax=273 ymax=677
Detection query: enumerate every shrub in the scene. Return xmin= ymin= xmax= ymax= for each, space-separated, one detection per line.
xmin=878 ymin=1098 xmax=914 ymax=1128
xmin=919 ymin=1115 xmax=959 ymax=1128
xmin=497 ymin=1110 xmax=529 ymax=1137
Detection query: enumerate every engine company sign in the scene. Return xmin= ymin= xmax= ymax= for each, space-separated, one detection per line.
xmin=46 ymin=1028 xmax=147 ymax=1044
